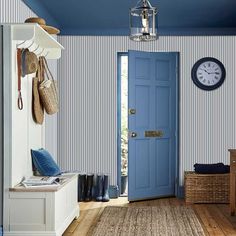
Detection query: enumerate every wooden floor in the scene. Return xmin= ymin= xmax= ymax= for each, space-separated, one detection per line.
xmin=63 ymin=197 xmax=236 ymax=236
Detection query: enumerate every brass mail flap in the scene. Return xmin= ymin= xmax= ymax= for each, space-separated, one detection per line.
xmin=145 ymin=130 xmax=163 ymax=137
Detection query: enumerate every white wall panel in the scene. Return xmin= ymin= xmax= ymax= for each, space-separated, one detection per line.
xmin=58 ymin=36 xmax=236 ymax=186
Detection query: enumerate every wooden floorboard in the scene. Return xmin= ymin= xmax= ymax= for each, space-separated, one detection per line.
xmin=193 ymin=204 xmax=225 ymax=236
xmin=207 ymin=205 xmax=236 ymax=236
xmin=63 ymin=197 xmax=236 ymax=236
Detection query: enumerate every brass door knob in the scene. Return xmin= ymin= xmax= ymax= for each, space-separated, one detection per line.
xmin=130 ymin=132 xmax=137 ymax=138
xmin=129 ymin=109 xmax=136 ymax=115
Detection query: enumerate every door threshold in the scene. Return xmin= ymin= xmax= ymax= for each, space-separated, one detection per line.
xmin=129 ymin=195 xmax=176 ymax=203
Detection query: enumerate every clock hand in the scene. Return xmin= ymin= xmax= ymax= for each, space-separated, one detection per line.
xmin=200 ymin=69 xmax=209 ymax=74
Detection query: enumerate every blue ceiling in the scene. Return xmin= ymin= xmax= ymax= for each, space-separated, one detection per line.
xmin=22 ymin=0 xmax=236 ymax=36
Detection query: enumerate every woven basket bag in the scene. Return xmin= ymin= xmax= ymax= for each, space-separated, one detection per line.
xmin=39 ymin=56 xmax=59 ymax=115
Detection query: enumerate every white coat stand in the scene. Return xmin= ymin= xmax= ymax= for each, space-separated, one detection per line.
xmin=2 ymin=24 xmax=79 ymax=236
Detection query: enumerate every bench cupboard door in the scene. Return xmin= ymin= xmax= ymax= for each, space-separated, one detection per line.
xmin=9 ymin=192 xmax=51 ymax=231
xmin=55 ymin=177 xmax=78 ymax=229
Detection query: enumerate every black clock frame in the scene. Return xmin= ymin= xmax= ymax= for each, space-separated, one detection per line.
xmin=191 ymin=57 xmax=226 ymax=91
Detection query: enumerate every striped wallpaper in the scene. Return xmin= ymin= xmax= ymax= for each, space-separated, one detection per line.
xmin=57 ymin=36 xmax=236 ymax=186
xmin=0 ymin=0 xmax=34 ymax=23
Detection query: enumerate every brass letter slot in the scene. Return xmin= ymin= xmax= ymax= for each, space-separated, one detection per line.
xmin=145 ymin=130 xmax=163 ymax=137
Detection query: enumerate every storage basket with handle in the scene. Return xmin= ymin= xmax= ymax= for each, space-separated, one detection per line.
xmin=184 ymin=171 xmax=229 ymax=204
xmin=39 ymin=56 xmax=59 ymax=115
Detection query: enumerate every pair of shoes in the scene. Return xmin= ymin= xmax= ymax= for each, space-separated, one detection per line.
xmin=78 ymin=174 xmax=94 ymax=202
xmin=96 ymin=174 xmax=110 ymax=202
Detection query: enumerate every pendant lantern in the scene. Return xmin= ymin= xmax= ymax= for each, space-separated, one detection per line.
xmin=130 ymin=0 xmax=157 ymax=41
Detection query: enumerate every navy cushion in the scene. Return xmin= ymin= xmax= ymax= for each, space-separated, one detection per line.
xmin=194 ymin=163 xmax=230 ymax=174
xmin=31 ymin=148 xmax=61 ymax=176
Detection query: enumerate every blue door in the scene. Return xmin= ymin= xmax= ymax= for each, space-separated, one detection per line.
xmin=128 ymin=50 xmax=178 ymax=201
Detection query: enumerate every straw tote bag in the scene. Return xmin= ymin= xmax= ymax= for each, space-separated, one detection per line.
xmin=32 ymin=59 xmax=44 ymax=124
xmin=39 ymin=56 xmax=59 ymax=115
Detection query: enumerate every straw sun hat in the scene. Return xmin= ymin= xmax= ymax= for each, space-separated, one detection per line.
xmin=25 ymin=17 xmax=60 ymax=35
xmin=21 ymin=48 xmax=38 ymax=77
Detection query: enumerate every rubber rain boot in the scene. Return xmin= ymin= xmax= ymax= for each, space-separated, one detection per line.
xmin=85 ymin=174 xmax=94 ymax=201
xmin=78 ymin=174 xmax=86 ymax=202
xmin=96 ymin=174 xmax=103 ymax=201
xmin=102 ymin=174 xmax=110 ymax=202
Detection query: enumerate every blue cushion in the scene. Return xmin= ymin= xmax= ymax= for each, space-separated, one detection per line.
xmin=31 ymin=148 xmax=61 ymax=176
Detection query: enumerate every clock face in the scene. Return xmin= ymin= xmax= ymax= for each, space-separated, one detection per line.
xmin=191 ymin=57 xmax=226 ymax=90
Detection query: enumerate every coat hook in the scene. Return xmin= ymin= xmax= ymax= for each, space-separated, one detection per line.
xmin=16 ymin=40 xmax=26 ymax=48
xmin=44 ymin=51 xmax=49 ymax=58
xmin=38 ymin=48 xmax=45 ymax=56
xmin=27 ymin=40 xmax=34 ymax=50
xmin=32 ymin=45 xmax=40 ymax=53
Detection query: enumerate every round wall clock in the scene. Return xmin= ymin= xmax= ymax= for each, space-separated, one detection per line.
xmin=191 ymin=57 xmax=226 ymax=91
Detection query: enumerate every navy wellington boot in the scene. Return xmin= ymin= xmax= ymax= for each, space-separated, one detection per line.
xmin=102 ymin=174 xmax=110 ymax=202
xmin=96 ymin=174 xmax=103 ymax=201
xmin=78 ymin=174 xmax=86 ymax=202
xmin=85 ymin=174 xmax=94 ymax=202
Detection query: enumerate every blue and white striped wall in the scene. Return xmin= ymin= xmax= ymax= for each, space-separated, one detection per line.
xmin=0 ymin=0 xmax=34 ymax=23
xmin=57 ymin=36 xmax=236 ymax=186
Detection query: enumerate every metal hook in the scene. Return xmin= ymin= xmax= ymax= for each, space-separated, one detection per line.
xmin=32 ymin=45 xmax=40 ymax=53
xmin=16 ymin=40 xmax=27 ymax=48
xmin=38 ymin=48 xmax=45 ymax=56
xmin=27 ymin=40 xmax=35 ymax=50
xmin=44 ymin=51 xmax=49 ymax=58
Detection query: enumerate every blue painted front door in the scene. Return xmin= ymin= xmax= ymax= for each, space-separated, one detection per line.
xmin=128 ymin=50 xmax=178 ymax=201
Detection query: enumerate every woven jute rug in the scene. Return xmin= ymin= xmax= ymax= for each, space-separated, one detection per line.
xmin=88 ymin=206 xmax=205 ymax=236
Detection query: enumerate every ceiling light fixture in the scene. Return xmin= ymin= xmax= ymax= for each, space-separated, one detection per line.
xmin=130 ymin=0 xmax=157 ymax=41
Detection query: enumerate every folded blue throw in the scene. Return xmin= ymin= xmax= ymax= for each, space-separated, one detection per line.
xmin=194 ymin=163 xmax=230 ymax=174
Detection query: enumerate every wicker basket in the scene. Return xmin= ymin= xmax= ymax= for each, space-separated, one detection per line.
xmin=184 ymin=171 xmax=230 ymax=204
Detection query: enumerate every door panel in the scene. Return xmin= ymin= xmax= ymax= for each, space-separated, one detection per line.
xmin=135 ymin=58 xmax=151 ymax=80
xmin=135 ymin=86 xmax=150 ymax=128
xmin=155 ymin=87 xmax=170 ymax=128
xmin=128 ymin=50 xmax=178 ymax=201
xmin=155 ymin=139 xmax=170 ymax=187
xmin=135 ymin=140 xmax=150 ymax=189
xmin=155 ymin=60 xmax=170 ymax=81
